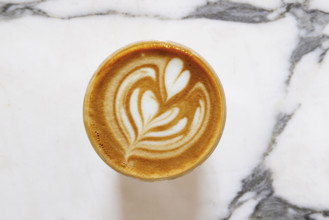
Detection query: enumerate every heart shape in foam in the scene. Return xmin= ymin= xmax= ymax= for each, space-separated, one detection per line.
xmin=164 ymin=58 xmax=191 ymax=100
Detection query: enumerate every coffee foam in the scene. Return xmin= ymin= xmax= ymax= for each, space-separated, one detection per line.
xmin=84 ymin=41 xmax=226 ymax=180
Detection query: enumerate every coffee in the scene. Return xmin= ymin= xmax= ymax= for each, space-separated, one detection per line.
xmin=84 ymin=41 xmax=226 ymax=180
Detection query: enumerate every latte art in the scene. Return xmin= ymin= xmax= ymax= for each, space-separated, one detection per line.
xmin=84 ymin=41 xmax=226 ymax=180
xmin=114 ymin=57 xmax=210 ymax=160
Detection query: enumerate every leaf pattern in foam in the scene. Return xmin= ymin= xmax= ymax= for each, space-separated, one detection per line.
xmin=115 ymin=57 xmax=210 ymax=160
xmin=148 ymin=107 xmax=179 ymax=129
xmin=145 ymin=117 xmax=187 ymax=138
xmin=164 ymin=58 xmax=191 ymax=100
xmin=115 ymin=67 xmax=155 ymax=144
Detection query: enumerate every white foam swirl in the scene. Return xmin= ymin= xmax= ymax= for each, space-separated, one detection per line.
xmin=114 ymin=57 xmax=210 ymax=160
xmin=165 ymin=58 xmax=191 ymax=100
xmin=115 ymin=67 xmax=156 ymax=143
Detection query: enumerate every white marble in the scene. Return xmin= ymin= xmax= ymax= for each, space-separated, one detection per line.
xmin=267 ymin=49 xmax=329 ymax=209
xmin=35 ymin=0 xmax=206 ymax=18
xmin=1 ymin=0 xmax=329 ymax=219
xmin=310 ymin=0 xmax=329 ymax=13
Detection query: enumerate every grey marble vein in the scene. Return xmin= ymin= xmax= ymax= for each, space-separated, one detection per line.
xmin=185 ymin=0 xmax=274 ymax=23
xmin=0 ymin=2 xmax=123 ymax=20
xmin=0 ymin=2 xmax=47 ymax=19
xmin=223 ymin=108 xmax=329 ymax=220
xmin=286 ymin=3 xmax=329 ymax=86
xmin=223 ymin=110 xmax=294 ymax=219
xmin=0 ymin=1 xmax=169 ymax=20
xmin=263 ymin=111 xmax=297 ymax=158
xmin=250 ymin=196 xmax=329 ymax=220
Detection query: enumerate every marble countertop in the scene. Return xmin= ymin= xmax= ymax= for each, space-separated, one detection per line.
xmin=1 ymin=0 xmax=329 ymax=219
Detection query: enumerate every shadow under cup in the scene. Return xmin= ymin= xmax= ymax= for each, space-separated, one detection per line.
xmin=83 ymin=41 xmax=226 ymax=180
xmin=119 ymin=166 xmax=202 ymax=220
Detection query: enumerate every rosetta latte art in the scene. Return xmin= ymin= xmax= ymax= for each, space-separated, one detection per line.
xmin=85 ymin=41 xmax=225 ymax=179
xmin=113 ymin=57 xmax=211 ymax=160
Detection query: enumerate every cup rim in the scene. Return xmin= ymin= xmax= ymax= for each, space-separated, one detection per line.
xmin=83 ymin=40 xmax=226 ymax=181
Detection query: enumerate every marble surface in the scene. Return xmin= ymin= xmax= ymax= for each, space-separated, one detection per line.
xmin=1 ymin=0 xmax=329 ymax=219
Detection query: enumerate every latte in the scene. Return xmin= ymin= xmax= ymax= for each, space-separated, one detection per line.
xmin=84 ymin=41 xmax=226 ymax=180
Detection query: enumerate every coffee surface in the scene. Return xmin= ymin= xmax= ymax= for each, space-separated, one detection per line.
xmin=84 ymin=41 xmax=226 ymax=180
